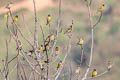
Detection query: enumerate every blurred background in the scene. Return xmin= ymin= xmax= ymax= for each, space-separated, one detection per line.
xmin=0 ymin=0 xmax=120 ymax=80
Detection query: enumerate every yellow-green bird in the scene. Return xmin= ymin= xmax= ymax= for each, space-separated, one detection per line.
xmin=37 ymin=45 xmax=43 ymax=53
xmin=92 ymin=69 xmax=97 ymax=77
xmin=64 ymin=25 xmax=72 ymax=34
xmin=13 ymin=15 xmax=18 ymax=23
xmin=97 ymin=4 xmax=105 ymax=13
xmin=4 ymin=12 xmax=10 ymax=18
xmin=77 ymin=38 xmax=84 ymax=46
xmin=46 ymin=14 xmax=51 ymax=25
xmin=50 ymin=34 xmax=55 ymax=41
xmin=45 ymin=36 xmax=50 ymax=45
xmin=57 ymin=61 xmax=62 ymax=69
xmin=44 ymin=45 xmax=50 ymax=52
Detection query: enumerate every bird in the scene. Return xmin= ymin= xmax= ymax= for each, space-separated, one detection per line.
xmin=77 ymin=38 xmax=84 ymax=46
xmin=44 ymin=36 xmax=50 ymax=45
xmin=57 ymin=61 xmax=62 ymax=69
xmin=64 ymin=25 xmax=72 ymax=34
xmin=50 ymin=34 xmax=55 ymax=41
xmin=55 ymin=47 xmax=59 ymax=52
xmin=13 ymin=15 xmax=18 ymax=23
xmin=92 ymin=69 xmax=97 ymax=77
xmin=4 ymin=12 xmax=10 ymax=18
xmin=37 ymin=45 xmax=43 ymax=53
xmin=16 ymin=40 xmax=22 ymax=51
xmin=107 ymin=60 xmax=113 ymax=71
xmin=46 ymin=14 xmax=51 ymax=25
xmin=6 ymin=2 xmax=12 ymax=9
xmin=55 ymin=47 xmax=59 ymax=55
xmin=44 ymin=45 xmax=50 ymax=52
xmin=97 ymin=4 xmax=105 ymax=13
xmin=75 ymin=66 xmax=80 ymax=74
xmin=41 ymin=61 xmax=47 ymax=67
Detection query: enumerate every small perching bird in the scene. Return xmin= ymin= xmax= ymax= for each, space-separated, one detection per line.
xmin=4 ymin=12 xmax=10 ymax=18
xmin=45 ymin=35 xmax=50 ymax=45
xmin=107 ymin=60 xmax=113 ymax=71
xmin=6 ymin=2 xmax=12 ymax=9
xmin=75 ymin=66 xmax=80 ymax=74
xmin=55 ymin=46 xmax=60 ymax=56
xmin=64 ymin=25 xmax=73 ymax=34
xmin=46 ymin=14 xmax=51 ymax=25
xmin=92 ymin=69 xmax=97 ymax=77
xmin=37 ymin=45 xmax=43 ymax=53
xmin=44 ymin=45 xmax=50 ymax=52
xmin=77 ymin=38 xmax=84 ymax=47
xmin=13 ymin=15 xmax=18 ymax=23
xmin=41 ymin=61 xmax=47 ymax=67
xmin=57 ymin=61 xmax=62 ymax=70
xmin=50 ymin=34 xmax=55 ymax=41
xmin=97 ymin=4 xmax=105 ymax=13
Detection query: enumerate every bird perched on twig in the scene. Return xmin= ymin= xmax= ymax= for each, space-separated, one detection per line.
xmin=64 ymin=25 xmax=73 ymax=34
xmin=92 ymin=69 xmax=97 ymax=77
xmin=45 ymin=35 xmax=50 ymax=45
xmin=37 ymin=45 xmax=43 ymax=53
xmin=57 ymin=61 xmax=62 ymax=70
xmin=13 ymin=15 xmax=18 ymax=23
xmin=4 ymin=12 xmax=10 ymax=18
xmin=77 ymin=38 xmax=84 ymax=47
xmin=97 ymin=4 xmax=105 ymax=13
xmin=46 ymin=14 xmax=51 ymax=25
xmin=41 ymin=61 xmax=49 ymax=67
xmin=107 ymin=60 xmax=113 ymax=71
xmin=43 ymin=45 xmax=50 ymax=52
xmin=6 ymin=2 xmax=12 ymax=9
xmin=55 ymin=46 xmax=60 ymax=56
xmin=50 ymin=34 xmax=55 ymax=41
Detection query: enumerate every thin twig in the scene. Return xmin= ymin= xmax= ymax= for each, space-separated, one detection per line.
xmin=33 ymin=0 xmax=38 ymax=48
xmin=82 ymin=1 xmax=94 ymax=80
xmin=93 ymin=12 xmax=102 ymax=28
xmin=50 ymin=0 xmax=62 ymax=56
xmin=39 ymin=25 xmax=45 ymax=42
xmin=55 ymin=35 xmax=72 ymax=80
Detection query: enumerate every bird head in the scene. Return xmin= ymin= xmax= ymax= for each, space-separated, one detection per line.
xmin=16 ymin=15 xmax=18 ymax=18
xmin=102 ymin=4 xmax=105 ymax=6
xmin=48 ymin=14 xmax=50 ymax=17
xmin=93 ymin=69 xmax=96 ymax=71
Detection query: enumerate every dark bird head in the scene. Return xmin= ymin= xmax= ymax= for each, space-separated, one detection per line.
xmin=93 ymin=69 xmax=96 ymax=71
xmin=102 ymin=4 xmax=105 ymax=6
xmin=15 ymin=15 xmax=18 ymax=18
xmin=60 ymin=60 xmax=62 ymax=63
xmin=48 ymin=14 xmax=50 ymax=16
xmin=41 ymin=45 xmax=43 ymax=47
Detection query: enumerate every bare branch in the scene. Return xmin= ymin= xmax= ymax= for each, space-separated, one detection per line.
xmin=50 ymin=0 xmax=62 ymax=56
xmin=33 ymin=0 xmax=38 ymax=48
xmin=82 ymin=1 xmax=94 ymax=80
xmin=55 ymin=35 xmax=72 ymax=80
xmin=93 ymin=12 xmax=102 ymax=28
